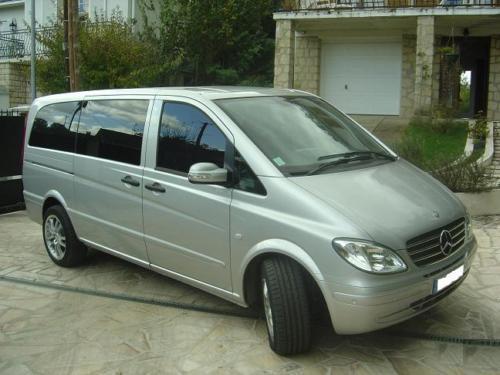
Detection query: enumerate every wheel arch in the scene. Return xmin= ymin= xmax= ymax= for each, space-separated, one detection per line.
xmin=239 ymin=240 xmax=328 ymax=311
xmin=42 ymin=190 xmax=68 ymax=216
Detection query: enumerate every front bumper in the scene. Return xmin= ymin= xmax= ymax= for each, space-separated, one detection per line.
xmin=320 ymin=237 xmax=477 ymax=335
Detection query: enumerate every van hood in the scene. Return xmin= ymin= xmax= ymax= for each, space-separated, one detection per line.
xmin=290 ymin=159 xmax=465 ymax=251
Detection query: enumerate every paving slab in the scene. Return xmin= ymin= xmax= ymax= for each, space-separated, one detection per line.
xmin=1 ymin=211 xmax=500 ymax=374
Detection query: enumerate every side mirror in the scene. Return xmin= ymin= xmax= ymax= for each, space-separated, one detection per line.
xmin=188 ymin=162 xmax=228 ymax=184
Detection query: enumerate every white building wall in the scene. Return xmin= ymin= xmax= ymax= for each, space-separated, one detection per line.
xmin=88 ymin=0 xmax=132 ymax=19
xmin=0 ymin=2 xmax=25 ymax=32
xmin=0 ymin=1 xmax=152 ymax=30
xmin=20 ymin=0 xmax=135 ymax=28
xmin=24 ymin=0 xmax=58 ymax=27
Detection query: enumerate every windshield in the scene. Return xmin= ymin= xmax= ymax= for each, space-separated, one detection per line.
xmin=216 ymin=96 xmax=394 ymax=175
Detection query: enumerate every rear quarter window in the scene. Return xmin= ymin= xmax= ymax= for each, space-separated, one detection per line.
xmin=29 ymin=101 xmax=81 ymax=152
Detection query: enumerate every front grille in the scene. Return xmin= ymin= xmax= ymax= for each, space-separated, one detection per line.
xmin=406 ymin=217 xmax=465 ymax=267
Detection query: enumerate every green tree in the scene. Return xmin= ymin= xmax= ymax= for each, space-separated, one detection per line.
xmin=36 ymin=14 xmax=160 ymax=93
xmin=144 ymin=0 xmax=276 ymax=86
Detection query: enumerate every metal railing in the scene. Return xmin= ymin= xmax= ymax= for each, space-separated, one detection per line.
xmin=0 ymin=29 xmax=48 ymax=60
xmin=279 ymin=0 xmax=498 ymax=10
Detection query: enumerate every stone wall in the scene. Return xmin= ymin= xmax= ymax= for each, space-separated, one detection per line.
xmin=274 ymin=20 xmax=295 ymax=89
xmin=293 ymin=35 xmax=321 ymax=95
xmin=414 ymin=16 xmax=435 ymax=114
xmin=0 ymin=60 xmax=30 ymax=109
xmin=400 ymin=34 xmax=416 ymax=118
xmin=488 ymin=35 xmax=500 ymax=121
xmin=431 ymin=36 xmax=441 ymax=109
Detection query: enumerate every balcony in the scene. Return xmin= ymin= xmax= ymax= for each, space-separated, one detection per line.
xmin=280 ymin=0 xmax=498 ymax=10
xmin=0 ymin=29 xmax=48 ymax=60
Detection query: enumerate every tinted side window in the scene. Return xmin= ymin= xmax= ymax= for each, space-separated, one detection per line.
xmin=29 ymin=102 xmax=80 ymax=152
xmin=76 ymin=99 xmax=149 ymax=165
xmin=157 ymin=102 xmax=226 ymax=173
xmin=234 ymin=150 xmax=266 ymax=195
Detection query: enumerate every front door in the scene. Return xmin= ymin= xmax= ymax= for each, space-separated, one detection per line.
xmin=142 ymin=98 xmax=233 ymax=291
xmin=72 ymin=97 xmax=152 ymax=263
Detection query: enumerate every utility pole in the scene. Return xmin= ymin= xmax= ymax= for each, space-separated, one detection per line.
xmin=30 ymin=0 xmax=36 ymax=101
xmin=66 ymin=0 xmax=80 ymax=91
xmin=63 ymin=0 xmax=69 ymax=91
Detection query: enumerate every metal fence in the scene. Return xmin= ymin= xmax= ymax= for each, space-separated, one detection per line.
xmin=0 ymin=110 xmax=26 ymax=213
xmin=279 ymin=0 xmax=498 ymax=10
xmin=0 ymin=29 xmax=49 ymax=60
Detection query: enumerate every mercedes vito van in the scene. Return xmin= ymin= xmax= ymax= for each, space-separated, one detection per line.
xmin=23 ymin=87 xmax=476 ymax=355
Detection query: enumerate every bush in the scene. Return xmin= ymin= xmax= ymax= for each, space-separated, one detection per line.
xmin=429 ymin=156 xmax=493 ymax=193
xmin=392 ymin=135 xmax=426 ymax=168
xmin=469 ymin=111 xmax=489 ymax=142
xmin=394 ymin=137 xmax=493 ymax=193
xmin=144 ymin=0 xmax=276 ymax=86
xmin=36 ymin=13 xmax=161 ymax=93
xmin=394 ymin=112 xmax=493 ymax=192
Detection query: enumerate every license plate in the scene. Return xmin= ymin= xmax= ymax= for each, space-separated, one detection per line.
xmin=433 ymin=265 xmax=464 ymax=294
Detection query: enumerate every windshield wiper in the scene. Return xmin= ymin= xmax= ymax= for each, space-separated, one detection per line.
xmin=306 ymin=154 xmax=372 ymax=176
xmin=318 ymin=151 xmax=396 ymax=162
xmin=307 ymin=151 xmax=396 ymax=176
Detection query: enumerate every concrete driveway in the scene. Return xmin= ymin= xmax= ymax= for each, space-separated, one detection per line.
xmin=1 ymin=211 xmax=500 ymax=374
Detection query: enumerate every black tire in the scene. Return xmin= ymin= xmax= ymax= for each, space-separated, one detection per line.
xmin=261 ymin=257 xmax=311 ymax=355
xmin=42 ymin=205 xmax=87 ymax=267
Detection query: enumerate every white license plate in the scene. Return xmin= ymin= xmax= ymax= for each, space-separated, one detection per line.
xmin=433 ymin=265 xmax=464 ymax=294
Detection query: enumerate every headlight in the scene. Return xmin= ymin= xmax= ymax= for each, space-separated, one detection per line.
xmin=332 ymin=239 xmax=407 ymax=274
xmin=465 ymin=213 xmax=473 ymax=240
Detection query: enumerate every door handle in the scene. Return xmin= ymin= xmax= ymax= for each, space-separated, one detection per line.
xmin=145 ymin=182 xmax=166 ymax=193
xmin=121 ymin=175 xmax=140 ymax=187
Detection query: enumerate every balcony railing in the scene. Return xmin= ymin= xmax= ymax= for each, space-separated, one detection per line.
xmin=279 ymin=0 xmax=498 ymax=10
xmin=0 ymin=29 xmax=48 ymax=60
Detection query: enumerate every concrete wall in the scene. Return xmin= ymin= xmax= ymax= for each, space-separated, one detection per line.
xmin=0 ymin=61 xmax=29 ymax=110
xmin=488 ymin=35 xmax=500 ymax=121
xmin=293 ymin=35 xmax=320 ymax=95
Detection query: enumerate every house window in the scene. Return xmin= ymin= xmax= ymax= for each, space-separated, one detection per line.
xmin=78 ymin=0 xmax=89 ymax=13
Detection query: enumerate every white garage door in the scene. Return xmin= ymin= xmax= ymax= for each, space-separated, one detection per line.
xmin=320 ymin=42 xmax=402 ymax=115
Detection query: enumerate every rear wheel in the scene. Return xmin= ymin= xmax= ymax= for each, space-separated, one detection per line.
xmin=43 ymin=205 xmax=87 ymax=267
xmin=260 ymin=257 xmax=311 ymax=355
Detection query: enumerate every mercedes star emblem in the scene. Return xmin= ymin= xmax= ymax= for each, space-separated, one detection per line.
xmin=439 ymin=230 xmax=453 ymax=255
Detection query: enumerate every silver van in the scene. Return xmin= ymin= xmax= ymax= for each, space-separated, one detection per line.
xmin=23 ymin=87 xmax=476 ymax=355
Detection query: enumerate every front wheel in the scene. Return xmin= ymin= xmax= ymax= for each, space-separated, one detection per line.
xmin=261 ymin=257 xmax=311 ymax=355
xmin=43 ymin=205 xmax=87 ymax=267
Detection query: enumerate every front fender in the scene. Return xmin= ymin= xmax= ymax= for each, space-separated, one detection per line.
xmin=236 ymin=238 xmax=327 ymax=306
xmin=241 ymin=239 xmax=324 ymax=280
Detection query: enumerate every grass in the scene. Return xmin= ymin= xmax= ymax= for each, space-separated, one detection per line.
xmin=403 ymin=117 xmax=469 ymax=164
xmin=393 ymin=115 xmax=493 ymax=192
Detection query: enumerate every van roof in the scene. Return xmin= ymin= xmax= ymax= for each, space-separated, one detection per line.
xmin=34 ymin=86 xmax=313 ymax=105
